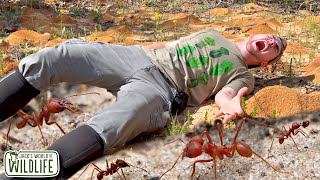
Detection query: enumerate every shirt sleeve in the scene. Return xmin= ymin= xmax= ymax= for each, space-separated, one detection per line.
xmin=224 ymin=73 xmax=255 ymax=95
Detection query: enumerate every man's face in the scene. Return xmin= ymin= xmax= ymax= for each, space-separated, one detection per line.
xmin=246 ymin=34 xmax=282 ymax=66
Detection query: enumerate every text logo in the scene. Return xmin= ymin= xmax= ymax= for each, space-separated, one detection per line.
xmin=4 ymin=150 xmax=60 ymax=178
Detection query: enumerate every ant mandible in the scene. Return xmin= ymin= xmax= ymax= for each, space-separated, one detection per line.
xmin=268 ymin=120 xmax=310 ymax=155
xmin=6 ymin=92 xmax=100 ymax=148
xmin=160 ymin=117 xmax=289 ymax=179
xmin=76 ymin=159 xmax=149 ymax=180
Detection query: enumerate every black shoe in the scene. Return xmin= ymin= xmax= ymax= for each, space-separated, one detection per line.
xmin=49 ymin=125 xmax=104 ymax=179
xmin=0 ymin=68 xmax=40 ymax=122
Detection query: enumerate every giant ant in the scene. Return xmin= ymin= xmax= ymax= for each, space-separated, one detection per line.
xmin=6 ymin=92 xmax=100 ymax=148
xmin=268 ymin=120 xmax=310 ymax=155
xmin=160 ymin=117 xmax=289 ymax=179
xmin=76 ymin=159 xmax=149 ymax=180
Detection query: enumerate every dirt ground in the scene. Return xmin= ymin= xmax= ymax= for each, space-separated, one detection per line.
xmin=0 ymin=1 xmax=320 ymax=180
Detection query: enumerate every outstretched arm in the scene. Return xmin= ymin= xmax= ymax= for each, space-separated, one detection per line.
xmin=213 ymin=87 xmax=249 ymax=124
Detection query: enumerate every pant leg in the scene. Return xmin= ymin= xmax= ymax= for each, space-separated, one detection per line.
xmin=18 ymin=39 xmax=153 ymax=91
xmin=86 ymin=66 xmax=176 ymax=154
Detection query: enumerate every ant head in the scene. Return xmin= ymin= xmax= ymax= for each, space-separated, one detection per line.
xmin=97 ymin=172 xmax=104 ymax=180
xmin=182 ymin=141 xmax=203 ymax=158
xmin=302 ymin=120 xmax=310 ymax=128
xmin=47 ymin=98 xmax=65 ymax=113
xmin=292 ymin=122 xmax=300 ymax=129
xmin=116 ymin=159 xmax=129 ymax=168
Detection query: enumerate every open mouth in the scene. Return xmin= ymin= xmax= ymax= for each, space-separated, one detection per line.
xmin=255 ymin=41 xmax=266 ymax=51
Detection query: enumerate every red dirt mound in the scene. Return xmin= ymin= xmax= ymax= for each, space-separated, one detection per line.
xmin=246 ymin=86 xmax=320 ymax=118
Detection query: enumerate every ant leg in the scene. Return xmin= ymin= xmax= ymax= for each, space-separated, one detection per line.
xmin=282 ymin=126 xmax=299 ymax=150
xmin=76 ymin=163 xmax=102 ymax=180
xmin=106 ymin=159 xmax=109 ymax=169
xmin=294 ymin=128 xmax=308 ymax=137
xmin=211 ymin=155 xmax=217 ymax=180
xmin=216 ymin=122 xmax=224 ymax=145
xmin=242 ymin=117 xmax=269 ymax=128
xmin=76 ymin=163 xmax=91 ymax=180
xmin=268 ymin=136 xmax=280 ymax=157
xmin=200 ymin=131 xmax=214 ymax=144
xmin=121 ymin=168 xmax=126 ymax=180
xmin=54 ymin=122 xmax=66 ymax=134
xmin=91 ymin=167 xmax=101 ymax=180
xmin=32 ymin=112 xmax=48 ymax=146
xmin=231 ymin=118 xmax=246 ymax=147
xmin=6 ymin=117 xmax=13 ymax=149
xmin=165 ymin=138 xmax=186 ymax=145
xmin=159 ymin=152 xmax=183 ymax=179
xmin=251 ymin=150 xmax=289 ymax=174
xmin=124 ymin=161 xmax=148 ymax=174
xmin=190 ymin=159 xmax=214 ymax=179
xmin=90 ymin=163 xmax=103 ymax=180
xmin=44 ymin=115 xmax=66 ymax=134
xmin=115 ymin=170 xmax=122 ymax=180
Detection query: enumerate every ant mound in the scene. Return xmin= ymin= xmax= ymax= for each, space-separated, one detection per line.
xmin=244 ymin=23 xmax=276 ymax=34
xmin=302 ymin=56 xmax=320 ymax=83
xmin=246 ymin=85 xmax=320 ymax=119
xmin=5 ymin=30 xmax=51 ymax=46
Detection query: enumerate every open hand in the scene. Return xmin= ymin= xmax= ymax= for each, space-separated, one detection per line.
xmin=213 ymin=87 xmax=249 ymax=124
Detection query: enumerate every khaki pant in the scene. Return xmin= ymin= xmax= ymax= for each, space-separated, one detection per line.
xmin=19 ymin=39 xmax=176 ymax=154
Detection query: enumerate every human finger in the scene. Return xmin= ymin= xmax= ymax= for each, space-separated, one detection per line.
xmin=235 ymin=109 xmax=244 ymax=116
xmin=236 ymin=87 xmax=249 ymax=100
xmin=213 ymin=111 xmax=224 ymax=119
xmin=223 ymin=115 xmax=230 ymax=124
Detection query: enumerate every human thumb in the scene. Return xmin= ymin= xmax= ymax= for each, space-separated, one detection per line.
xmin=236 ymin=87 xmax=249 ymax=100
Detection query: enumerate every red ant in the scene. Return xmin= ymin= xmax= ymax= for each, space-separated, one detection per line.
xmin=76 ymin=159 xmax=149 ymax=180
xmin=5 ymin=92 xmax=100 ymax=147
xmin=268 ymin=120 xmax=310 ymax=155
xmin=160 ymin=117 xmax=289 ymax=179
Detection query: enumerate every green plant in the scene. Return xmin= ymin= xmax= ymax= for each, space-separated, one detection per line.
xmin=309 ymin=50 xmax=316 ymax=60
xmin=23 ymin=49 xmax=37 ymax=58
xmin=2 ymin=6 xmax=22 ymax=28
xmin=0 ymin=50 xmax=5 ymax=76
xmin=19 ymin=0 xmax=43 ymax=8
xmin=172 ymin=19 xmax=178 ymax=40
xmin=165 ymin=110 xmax=192 ymax=136
xmin=52 ymin=33 xmax=58 ymax=40
xmin=70 ymin=7 xmax=83 ymax=17
xmin=251 ymin=106 xmax=257 ymax=118
xmin=204 ymin=111 xmax=213 ymax=125
xmin=116 ymin=33 xmax=127 ymax=44
xmin=287 ymin=58 xmax=293 ymax=84
xmin=153 ymin=13 xmax=166 ymax=41
xmin=91 ymin=10 xmax=102 ymax=23
xmin=271 ymin=110 xmax=277 ymax=121
xmin=60 ymin=27 xmax=78 ymax=39
xmin=241 ymin=96 xmax=247 ymax=114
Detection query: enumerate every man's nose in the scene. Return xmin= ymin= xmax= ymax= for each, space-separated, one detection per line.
xmin=268 ymin=38 xmax=276 ymax=47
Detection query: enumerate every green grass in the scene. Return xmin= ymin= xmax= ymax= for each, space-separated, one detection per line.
xmin=0 ymin=50 xmax=5 ymax=77
xmin=165 ymin=110 xmax=193 ymax=136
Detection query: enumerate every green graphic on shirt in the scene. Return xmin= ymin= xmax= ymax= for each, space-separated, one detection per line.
xmin=186 ymin=55 xmax=209 ymax=68
xmin=177 ymin=45 xmax=196 ymax=57
xmin=195 ymin=37 xmax=216 ymax=49
xmin=188 ymin=72 xmax=209 ymax=88
xmin=209 ymin=60 xmax=234 ymax=76
xmin=209 ymin=47 xmax=229 ymax=58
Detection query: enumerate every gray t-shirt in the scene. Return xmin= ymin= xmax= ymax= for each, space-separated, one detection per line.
xmin=143 ymin=28 xmax=254 ymax=106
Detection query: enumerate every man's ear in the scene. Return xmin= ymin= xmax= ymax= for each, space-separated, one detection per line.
xmin=260 ymin=62 xmax=268 ymax=67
